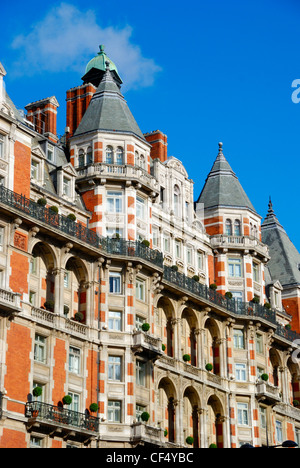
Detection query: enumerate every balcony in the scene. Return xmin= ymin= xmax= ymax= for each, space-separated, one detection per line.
xmin=76 ymin=163 xmax=159 ymax=194
xmin=132 ymin=331 xmax=163 ymax=361
xmin=0 ymin=287 xmax=21 ymax=318
xmin=132 ymin=422 xmax=164 ymax=447
xmin=211 ymin=234 xmax=269 ymax=259
xmin=25 ymin=401 xmax=99 ymax=444
xmin=255 ymin=382 xmax=282 ymax=405
xmin=0 ymin=185 xmax=163 ymax=270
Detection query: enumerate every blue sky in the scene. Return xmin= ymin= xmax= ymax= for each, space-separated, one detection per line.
xmin=1 ymin=0 xmax=300 ymax=249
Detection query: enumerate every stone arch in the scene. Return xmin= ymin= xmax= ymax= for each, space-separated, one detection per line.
xmin=158 ymin=376 xmax=178 ymax=444
xmin=183 ymin=386 xmax=201 ymax=448
xmin=181 ymin=307 xmax=199 ymax=366
xmin=29 ymin=241 xmax=58 ymax=310
xmin=204 ymin=317 xmax=222 ymax=376
xmin=269 ymin=347 xmax=283 ymax=388
xmin=207 ymin=394 xmax=225 ymax=448
xmin=64 ymin=256 xmax=90 ymax=323
xmin=287 ymin=356 xmax=300 ymax=406
xmin=157 ymin=296 xmax=176 ymax=358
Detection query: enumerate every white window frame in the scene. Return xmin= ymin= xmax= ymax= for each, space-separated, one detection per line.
xmin=235 ymin=363 xmax=247 ymax=382
xmin=136 ymin=196 xmax=146 ymax=220
xmin=107 ymin=191 xmax=123 ymax=214
xmin=108 ymin=400 xmax=121 ymax=423
xmin=136 ymin=278 xmax=146 ymax=302
xmin=69 ymin=346 xmax=81 ymax=375
xmin=237 ymin=403 xmax=249 ymax=426
xmin=136 ymin=360 xmax=146 ymax=387
xmin=233 ymin=329 xmax=245 ymax=349
xmin=34 ymin=334 xmax=47 ymax=364
xmin=228 ymin=258 xmax=242 ymax=278
xmin=108 ymin=311 xmax=122 ymax=331
xmin=108 ymin=356 xmax=122 ymax=381
xmin=109 ymin=272 xmax=122 ymax=294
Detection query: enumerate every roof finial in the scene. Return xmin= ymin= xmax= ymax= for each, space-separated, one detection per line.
xmin=218 ymin=142 xmax=223 ymax=154
xmin=268 ymin=196 xmax=274 ymax=213
xmin=99 ymin=45 xmax=105 ymax=53
xmin=105 ymin=60 xmax=110 ymax=71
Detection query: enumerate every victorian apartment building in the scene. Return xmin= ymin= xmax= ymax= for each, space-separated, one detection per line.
xmin=0 ymin=47 xmax=300 ymax=449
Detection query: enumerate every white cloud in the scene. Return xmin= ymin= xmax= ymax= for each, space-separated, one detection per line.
xmin=10 ymin=2 xmax=161 ymax=90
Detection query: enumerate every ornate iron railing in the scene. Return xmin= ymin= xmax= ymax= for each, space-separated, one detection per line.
xmin=25 ymin=401 xmax=99 ymax=432
xmin=0 ymin=186 xmax=163 ymax=268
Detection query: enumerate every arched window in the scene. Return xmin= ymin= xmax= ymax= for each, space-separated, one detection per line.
xmin=87 ymin=147 xmax=93 ymax=165
xmin=116 ymin=147 xmax=124 ymax=166
xmin=234 ymin=220 xmax=241 ymax=236
xmin=225 ymin=219 xmax=232 ymax=236
xmin=78 ymin=149 xmax=85 ymax=167
xmin=140 ymin=154 xmax=146 ymax=170
xmin=135 ymin=151 xmax=140 ymax=167
xmin=106 ymin=146 xmax=113 ymax=164
xmin=174 ymin=185 xmax=180 ymax=217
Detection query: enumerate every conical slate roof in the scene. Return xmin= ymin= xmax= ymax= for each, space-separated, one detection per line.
xmin=197 ymin=143 xmax=256 ymax=213
xmin=262 ymin=199 xmax=300 ymax=287
xmin=74 ymin=63 xmax=145 ymax=141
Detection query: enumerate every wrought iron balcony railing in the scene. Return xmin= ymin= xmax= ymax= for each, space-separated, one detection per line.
xmin=0 ymin=185 xmax=163 ymax=268
xmin=162 ymin=266 xmax=300 ymax=343
xmin=25 ymin=401 xmax=99 ymax=433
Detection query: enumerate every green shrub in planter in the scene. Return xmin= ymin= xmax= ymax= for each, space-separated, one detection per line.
xmin=142 ymin=240 xmax=150 ymax=247
xmin=264 ymin=302 xmax=271 ymax=309
xmin=261 ymin=373 xmax=269 ymax=382
xmin=183 ymin=354 xmax=191 ymax=362
xmin=63 ymin=395 xmax=72 ymax=406
xmin=162 ymin=344 xmax=166 ymax=352
xmin=192 ymin=275 xmax=200 ymax=282
xmin=33 ymin=386 xmax=43 ymax=398
xmin=206 ymin=363 xmax=213 ymax=372
xmin=75 ymin=312 xmax=84 ymax=323
xmin=171 ymin=265 xmax=178 ymax=271
xmin=225 ymin=291 xmax=233 ymax=299
xmin=209 ymin=444 xmax=217 ymax=448
xmin=164 ymin=429 xmax=168 ymax=437
xmin=186 ymin=436 xmax=194 ymax=445
xmin=49 ymin=206 xmax=59 ymax=214
xmin=37 ymin=197 xmax=47 ymax=206
xmin=89 ymin=403 xmax=99 ymax=413
xmin=141 ymin=412 xmax=150 ymax=422
xmin=141 ymin=323 xmax=150 ymax=332
xmin=285 ymin=324 xmax=292 ymax=330
xmin=63 ymin=305 xmax=69 ymax=316
xmin=251 ymin=296 xmax=260 ymax=304
xmin=44 ymin=300 xmax=54 ymax=311
xmin=209 ymin=283 xmax=217 ymax=290
xmin=293 ymin=400 xmax=300 ymax=407
xmin=67 ymin=213 xmax=76 ymax=222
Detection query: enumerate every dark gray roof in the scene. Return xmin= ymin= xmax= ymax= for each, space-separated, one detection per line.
xmin=197 ymin=143 xmax=257 ymax=213
xmin=262 ymin=199 xmax=300 ymax=287
xmin=74 ymin=66 xmax=146 ymax=142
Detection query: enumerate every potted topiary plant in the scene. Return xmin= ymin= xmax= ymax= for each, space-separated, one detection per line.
xmin=285 ymin=324 xmax=292 ymax=330
xmin=67 ymin=213 xmax=76 ymax=222
xmin=74 ymin=311 xmax=84 ymax=323
xmin=49 ymin=206 xmax=59 ymax=214
xmin=251 ymin=296 xmax=260 ymax=304
xmin=293 ymin=400 xmax=300 ymax=408
xmin=209 ymin=283 xmax=217 ymax=290
xmin=192 ymin=275 xmax=200 ymax=282
xmin=141 ymin=411 xmax=150 ymax=423
xmin=209 ymin=443 xmax=217 ymax=448
xmin=264 ymin=302 xmax=271 ymax=309
xmin=63 ymin=305 xmax=69 ymax=316
xmin=142 ymin=239 xmax=150 ymax=247
xmin=33 ymin=386 xmax=42 ymax=399
xmin=164 ymin=429 xmax=168 ymax=437
xmin=141 ymin=323 xmax=150 ymax=333
xmin=63 ymin=395 xmax=72 ymax=406
xmin=206 ymin=363 xmax=213 ymax=372
xmin=162 ymin=344 xmax=166 ymax=352
xmin=261 ymin=373 xmax=269 ymax=382
xmin=37 ymin=197 xmax=47 ymax=206
xmin=186 ymin=436 xmax=194 ymax=446
xmin=89 ymin=403 xmax=99 ymax=413
xmin=171 ymin=265 xmax=178 ymax=272
xmin=225 ymin=291 xmax=233 ymax=299
xmin=183 ymin=354 xmax=191 ymax=363
xmin=44 ymin=300 xmax=54 ymax=312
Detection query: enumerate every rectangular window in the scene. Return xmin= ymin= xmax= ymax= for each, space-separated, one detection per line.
xmin=136 ymin=315 xmax=145 ymax=331
xmin=153 ymin=228 xmax=159 ymax=247
xmin=228 ymin=258 xmax=242 ymax=278
xmin=31 ymin=160 xmax=39 ymax=180
xmin=69 ymin=347 xmax=81 ymax=374
xmin=187 ymin=247 xmax=192 ymax=265
xmin=136 ymin=404 xmax=146 ymax=422
xmin=164 ymin=235 xmax=170 ymax=253
xmin=237 ymin=403 xmax=249 ymax=426
xmin=108 ymin=400 xmax=121 ymax=423
xmin=107 ymin=227 xmax=124 ymax=239
xmin=30 ymin=256 xmax=37 ymax=275
xmin=197 ymin=251 xmax=203 ymax=270
xmin=136 ymin=361 xmax=146 ymax=387
xmin=256 ymin=334 xmax=264 ymax=355
xmin=109 ymin=273 xmax=122 ymax=294
xmin=29 ymin=290 xmax=36 ymax=306
xmin=276 ymin=421 xmax=283 ymax=444
xmin=34 ymin=334 xmax=46 ymax=363
xmin=253 ymin=262 xmax=260 ymax=282
xmin=235 ymin=363 xmax=247 ymax=382
xmin=0 ymin=135 xmax=4 ymax=159
xmin=30 ymin=436 xmax=43 ymax=448
xmin=68 ymin=392 xmax=80 ymax=413
xmin=260 ymin=407 xmax=267 ymax=430
xmin=233 ymin=329 xmax=245 ymax=349
xmin=107 ymin=191 xmax=123 ymax=214
xmin=64 ymin=271 xmax=70 ymax=288
xmin=47 ymin=147 xmax=54 ymax=162
xmin=136 ymin=196 xmax=145 ymax=220
xmin=108 ymin=311 xmax=122 ymax=331
xmin=108 ymin=356 xmax=122 ymax=381
xmin=175 ymin=240 xmax=181 ymax=258
xmin=0 ymin=226 xmax=4 ymax=252
xmin=63 ymin=177 xmax=71 ymax=197
xmin=136 ymin=278 xmax=146 ymax=302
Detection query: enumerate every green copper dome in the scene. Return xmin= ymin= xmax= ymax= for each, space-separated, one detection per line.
xmin=85 ymin=45 xmax=119 ymax=75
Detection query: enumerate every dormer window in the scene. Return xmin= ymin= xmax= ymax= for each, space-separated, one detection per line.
xmin=31 ymin=159 xmax=40 ymax=181
xmin=63 ymin=177 xmax=71 ymax=197
xmin=47 ymin=146 xmax=54 ymax=163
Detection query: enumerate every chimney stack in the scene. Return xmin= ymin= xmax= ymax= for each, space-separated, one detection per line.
xmin=25 ymin=96 xmax=59 ymax=143
xmin=144 ymin=130 xmax=168 ymax=162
